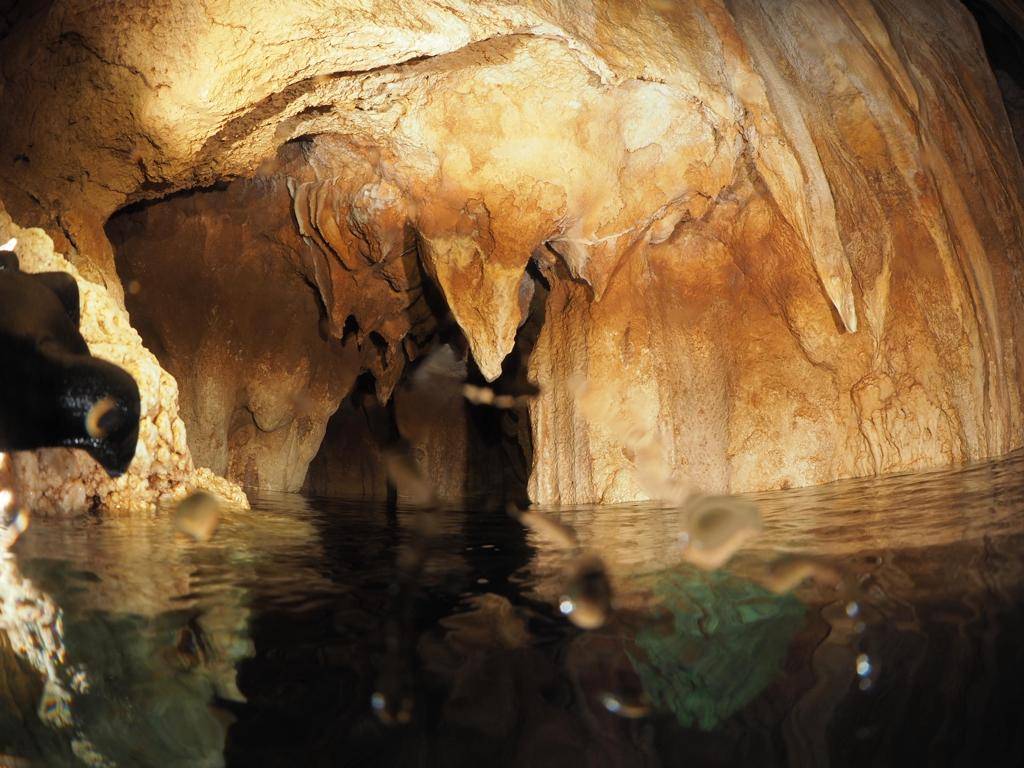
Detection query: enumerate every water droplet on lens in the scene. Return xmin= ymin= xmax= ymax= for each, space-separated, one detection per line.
xmin=600 ymin=693 xmax=622 ymax=713
xmin=598 ymin=691 xmax=650 ymax=718
xmin=38 ymin=680 xmax=71 ymax=727
xmin=680 ymin=496 xmax=762 ymax=570
xmin=382 ymin=447 xmax=437 ymax=507
xmin=507 ymin=504 xmax=577 ymax=548
xmin=560 ymin=554 xmax=612 ymax=629
xmin=856 ymin=653 xmax=872 ymax=677
xmin=1 ymin=503 xmax=29 ymax=548
xmin=70 ymin=667 xmax=89 ymax=693
xmin=172 ymin=491 xmax=221 ymax=542
xmin=370 ymin=690 xmax=413 ymax=725
xmin=763 ymin=555 xmax=842 ymax=593
xmin=11 ymin=508 xmax=28 ymax=533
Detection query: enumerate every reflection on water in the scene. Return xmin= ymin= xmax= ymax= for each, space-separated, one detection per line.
xmin=0 ymin=451 xmax=1023 ymax=766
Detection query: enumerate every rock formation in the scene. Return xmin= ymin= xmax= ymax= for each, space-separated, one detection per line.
xmin=0 ymin=205 xmax=246 ymax=513
xmin=1 ymin=0 xmax=1022 ymax=505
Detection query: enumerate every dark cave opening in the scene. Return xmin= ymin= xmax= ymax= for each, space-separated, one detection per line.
xmin=963 ymin=0 xmax=1024 ymax=154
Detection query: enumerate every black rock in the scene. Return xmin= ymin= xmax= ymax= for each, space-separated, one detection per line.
xmin=0 ymin=252 xmax=140 ymax=476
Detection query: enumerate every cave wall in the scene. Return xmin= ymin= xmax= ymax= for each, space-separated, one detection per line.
xmin=107 ymin=173 xmax=362 ymax=491
xmin=530 ymin=0 xmax=1024 ymax=502
xmin=107 ymin=141 xmax=449 ymax=494
xmin=109 ymin=165 xmax=512 ymax=499
xmin=1 ymin=0 xmax=1022 ymax=504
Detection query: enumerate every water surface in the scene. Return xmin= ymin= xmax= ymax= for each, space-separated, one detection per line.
xmin=2 ymin=452 xmax=1023 ymax=767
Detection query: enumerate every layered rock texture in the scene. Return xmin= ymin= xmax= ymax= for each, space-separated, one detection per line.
xmin=0 ymin=205 xmax=247 ymax=514
xmin=1 ymin=0 xmax=1023 ymax=504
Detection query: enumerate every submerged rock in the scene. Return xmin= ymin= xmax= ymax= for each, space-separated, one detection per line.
xmin=629 ymin=571 xmax=805 ymax=730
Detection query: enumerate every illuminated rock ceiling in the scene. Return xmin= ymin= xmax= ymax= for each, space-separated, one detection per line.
xmin=1 ymin=0 xmax=1022 ymax=503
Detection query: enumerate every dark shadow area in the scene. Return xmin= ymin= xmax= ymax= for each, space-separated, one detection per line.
xmin=964 ymin=0 xmax=1024 ymax=154
xmin=460 ymin=262 xmax=549 ymax=509
xmin=221 ymin=497 xmax=554 ymax=768
xmin=217 ymin=505 xmax=1024 ymax=768
xmin=106 ymin=171 xmax=356 ymax=489
xmin=4 ymin=447 xmax=1024 ymax=767
xmin=0 ymin=0 xmax=51 ymax=45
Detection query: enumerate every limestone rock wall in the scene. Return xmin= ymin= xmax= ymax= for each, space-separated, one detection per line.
xmin=0 ymin=204 xmax=246 ymax=514
xmin=107 ymin=137 xmax=449 ymax=492
xmin=530 ymin=0 xmax=1024 ymax=501
xmin=109 ymin=171 xmax=362 ymax=492
xmin=0 ymin=0 xmax=1022 ymax=504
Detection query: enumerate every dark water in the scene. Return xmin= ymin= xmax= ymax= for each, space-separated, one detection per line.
xmin=1 ymin=452 xmax=1023 ymax=767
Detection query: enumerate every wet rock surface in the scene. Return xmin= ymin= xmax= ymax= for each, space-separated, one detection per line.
xmin=0 ymin=1 xmax=1022 ymax=502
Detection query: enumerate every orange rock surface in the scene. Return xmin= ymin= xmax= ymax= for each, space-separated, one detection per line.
xmin=0 ymin=0 xmax=1021 ymax=504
